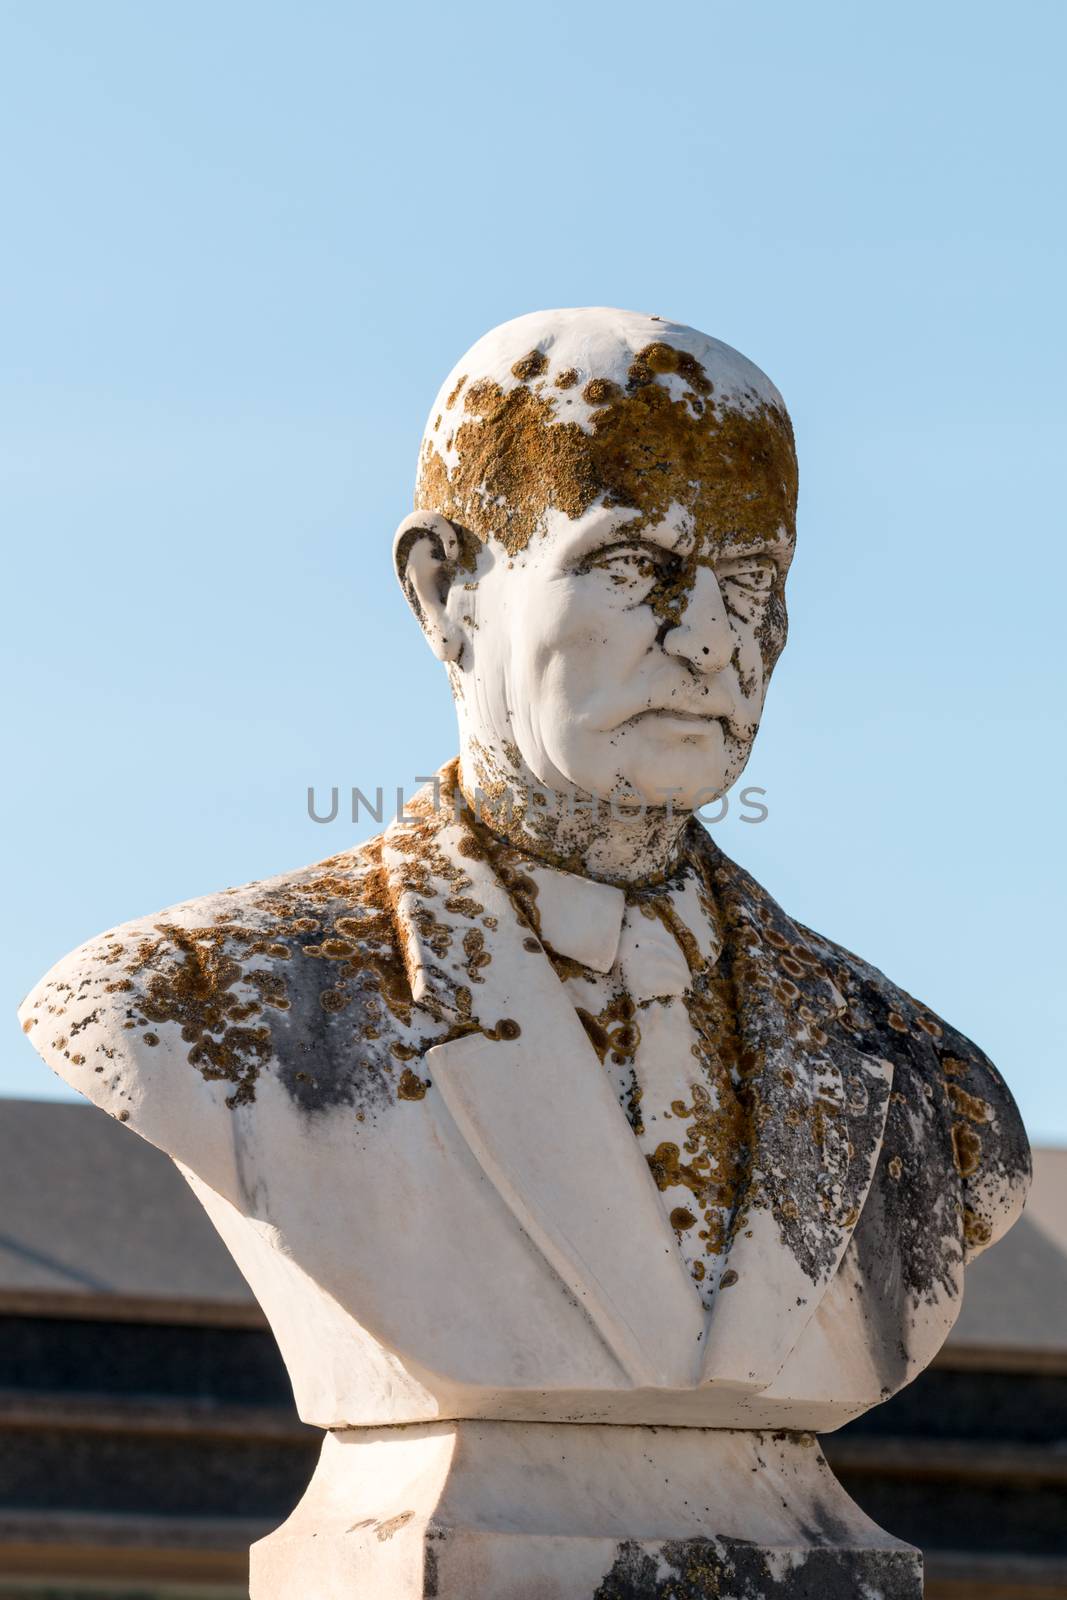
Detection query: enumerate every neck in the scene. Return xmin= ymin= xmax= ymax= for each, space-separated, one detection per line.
xmin=454 ymin=744 xmax=688 ymax=888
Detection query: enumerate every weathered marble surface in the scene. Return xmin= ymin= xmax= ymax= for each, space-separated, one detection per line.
xmin=20 ymin=777 xmax=1028 ymax=1430
xmin=20 ymin=308 xmax=1030 ymax=1596
xmin=250 ymin=1423 xmax=923 ymax=1599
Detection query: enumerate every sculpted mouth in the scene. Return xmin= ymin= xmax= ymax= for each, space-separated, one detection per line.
xmin=640 ymin=709 xmax=718 ymax=721
xmin=620 ymin=708 xmax=731 ymax=730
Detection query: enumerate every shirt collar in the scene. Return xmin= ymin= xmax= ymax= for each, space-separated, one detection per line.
xmin=513 ymin=844 xmax=722 ymax=993
xmin=522 ymin=862 xmax=625 ymax=972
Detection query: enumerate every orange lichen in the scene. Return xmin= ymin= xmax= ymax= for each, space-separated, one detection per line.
xmin=963 ymin=1207 xmax=993 ymax=1248
xmin=951 ymin=1122 xmax=983 ymax=1177
xmin=416 ymin=341 xmax=797 ymax=557
xmin=576 ymin=994 xmax=640 ymax=1069
xmin=397 ymin=1067 xmax=428 ymax=1100
xmin=510 ymin=349 xmax=547 ymax=380
xmin=134 ymin=925 xmax=275 ymax=1107
xmin=946 ymin=1083 xmax=991 ymax=1123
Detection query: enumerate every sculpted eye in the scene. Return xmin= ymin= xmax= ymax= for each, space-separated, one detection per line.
xmin=720 ymin=557 xmax=777 ymax=594
xmin=582 ymin=543 xmax=676 ymax=584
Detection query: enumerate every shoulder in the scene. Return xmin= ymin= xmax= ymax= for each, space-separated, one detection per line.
xmin=18 ymin=836 xmax=440 ymax=1193
xmin=795 ymin=919 xmax=1031 ymax=1259
xmin=699 ymin=833 xmax=1030 ymax=1263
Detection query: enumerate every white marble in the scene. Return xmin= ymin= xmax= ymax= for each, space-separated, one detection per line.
xmin=20 ymin=308 xmax=1030 ymax=1597
xmin=251 ymin=1423 xmax=921 ymax=1599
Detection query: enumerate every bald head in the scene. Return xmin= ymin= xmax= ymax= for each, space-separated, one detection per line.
xmin=415 ymin=307 xmax=798 ymax=557
xmin=397 ymin=309 xmax=798 ymax=831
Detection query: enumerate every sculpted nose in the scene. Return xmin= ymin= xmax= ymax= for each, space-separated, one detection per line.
xmin=660 ymin=566 xmax=733 ymax=673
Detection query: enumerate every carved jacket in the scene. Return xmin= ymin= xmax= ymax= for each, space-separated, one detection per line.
xmin=20 ymin=777 xmax=1030 ymax=1432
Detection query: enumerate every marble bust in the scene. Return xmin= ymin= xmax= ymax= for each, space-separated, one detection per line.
xmin=21 ymin=308 xmax=1030 ymax=1598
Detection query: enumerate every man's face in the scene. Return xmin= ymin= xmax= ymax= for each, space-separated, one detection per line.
xmin=453 ymin=502 xmax=793 ymax=810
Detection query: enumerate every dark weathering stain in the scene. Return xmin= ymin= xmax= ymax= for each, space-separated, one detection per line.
xmin=268 ymin=953 xmax=399 ymax=1117
xmin=593 ymin=1537 xmax=922 ymax=1599
xmin=422 ymin=1530 xmax=442 ymax=1597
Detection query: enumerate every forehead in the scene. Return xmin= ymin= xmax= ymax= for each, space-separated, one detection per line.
xmin=414 ymin=312 xmax=798 ymax=559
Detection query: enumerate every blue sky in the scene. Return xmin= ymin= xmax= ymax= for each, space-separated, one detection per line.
xmin=2 ymin=1 xmax=1064 ymax=1141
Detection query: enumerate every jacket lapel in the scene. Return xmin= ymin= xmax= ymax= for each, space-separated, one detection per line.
xmin=696 ymin=837 xmax=895 ymax=1389
xmin=381 ymin=787 xmax=893 ymax=1395
xmin=381 ymin=794 xmax=706 ymax=1389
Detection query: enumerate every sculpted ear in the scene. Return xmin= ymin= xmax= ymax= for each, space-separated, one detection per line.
xmin=393 ymin=512 xmax=468 ymax=665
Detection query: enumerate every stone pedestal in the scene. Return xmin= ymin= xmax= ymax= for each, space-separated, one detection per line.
xmin=250 ymin=1421 xmax=922 ymax=1599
